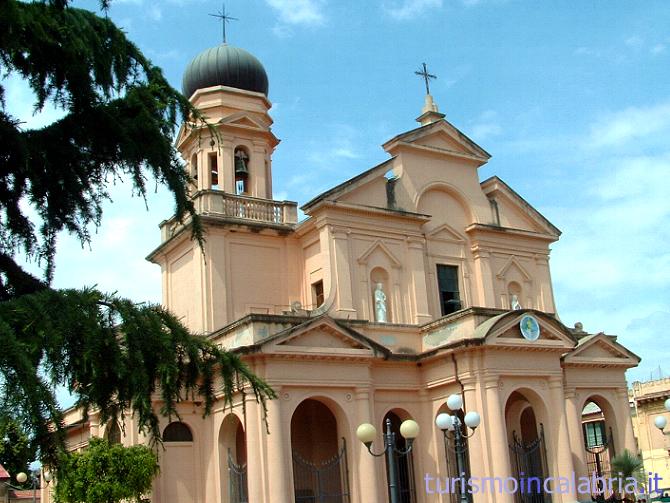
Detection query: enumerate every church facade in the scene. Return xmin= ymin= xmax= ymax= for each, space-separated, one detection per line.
xmin=56 ymin=43 xmax=640 ymax=503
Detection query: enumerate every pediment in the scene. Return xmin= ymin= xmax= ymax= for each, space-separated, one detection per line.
xmin=486 ymin=312 xmax=576 ymax=350
xmin=279 ymin=327 xmax=367 ymax=349
xmin=357 ymin=240 xmax=402 ymax=268
xmin=264 ymin=317 xmax=389 ymax=358
xmin=425 ymin=223 xmax=466 ymax=243
xmin=496 ymin=256 xmax=532 ymax=282
xmin=481 ymin=176 xmax=561 ymax=238
xmin=219 ymin=112 xmax=266 ymax=131
xmin=563 ymin=334 xmax=640 ymax=368
xmin=382 ymin=120 xmax=491 ymax=165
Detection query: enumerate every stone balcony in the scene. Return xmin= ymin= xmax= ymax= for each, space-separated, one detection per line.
xmin=160 ymin=190 xmax=298 ymax=241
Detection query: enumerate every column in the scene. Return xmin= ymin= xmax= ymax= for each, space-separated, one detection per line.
xmin=471 ymin=246 xmax=496 ymax=308
xmin=332 ymin=229 xmax=356 ymax=316
xmin=220 ymin=140 xmax=234 ymax=192
xmin=484 ymin=377 xmax=514 ymax=503
xmin=407 ymin=237 xmax=431 ymax=324
xmin=265 ymin=396 xmax=291 ymax=501
xmin=251 ymin=142 xmax=267 ymax=198
xmin=354 ymin=388 xmax=382 ymax=502
xmin=616 ymin=388 xmax=638 ymax=454
xmin=548 ymin=377 xmax=577 ymax=502
xmin=245 ymin=396 xmax=264 ymax=503
xmin=564 ymin=388 xmax=588 ymax=481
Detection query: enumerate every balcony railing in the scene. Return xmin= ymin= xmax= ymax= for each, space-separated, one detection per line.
xmin=161 ymin=190 xmax=298 ymax=241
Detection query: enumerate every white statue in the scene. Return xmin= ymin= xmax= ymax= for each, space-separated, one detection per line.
xmin=511 ymin=294 xmax=522 ymax=310
xmin=374 ymin=283 xmax=387 ymax=323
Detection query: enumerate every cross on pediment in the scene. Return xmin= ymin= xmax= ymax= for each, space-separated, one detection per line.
xmin=415 ymin=62 xmax=437 ymax=95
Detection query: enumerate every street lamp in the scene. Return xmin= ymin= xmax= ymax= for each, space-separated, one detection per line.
xmin=357 ymin=417 xmax=420 ymax=503
xmin=16 ymin=470 xmax=52 ymax=503
xmin=653 ymin=398 xmax=670 ymax=434
xmin=435 ymin=393 xmax=481 ymax=503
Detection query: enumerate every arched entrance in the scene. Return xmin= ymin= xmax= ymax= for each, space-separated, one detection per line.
xmin=581 ymin=398 xmax=616 ymax=501
xmin=505 ymin=391 xmax=549 ymax=503
xmin=290 ymin=398 xmax=350 ymax=502
xmin=220 ymin=414 xmax=247 ymax=503
xmin=383 ymin=410 xmax=417 ymax=503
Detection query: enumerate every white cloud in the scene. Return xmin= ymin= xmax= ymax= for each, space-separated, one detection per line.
xmin=147 ymin=5 xmax=162 ymax=21
xmin=469 ymin=109 xmax=502 ymax=140
xmin=624 ymin=35 xmax=644 ymax=48
xmin=651 ymin=43 xmax=666 ymax=55
xmin=384 ymin=0 xmax=442 ymax=20
xmin=587 ymin=102 xmax=670 ymax=148
xmin=265 ymin=0 xmax=326 ymax=26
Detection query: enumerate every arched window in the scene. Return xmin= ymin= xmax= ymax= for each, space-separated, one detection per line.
xmin=163 ymin=421 xmax=193 ymax=442
xmin=234 ymin=147 xmax=250 ymax=195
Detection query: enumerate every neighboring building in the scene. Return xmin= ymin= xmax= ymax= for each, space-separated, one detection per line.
xmin=630 ymin=378 xmax=670 ymax=490
xmin=52 ymin=42 xmax=641 ymax=503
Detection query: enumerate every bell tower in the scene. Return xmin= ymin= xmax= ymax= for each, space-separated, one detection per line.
xmin=177 ymin=44 xmax=280 ymax=200
xmin=148 ymin=43 xmax=298 ymax=334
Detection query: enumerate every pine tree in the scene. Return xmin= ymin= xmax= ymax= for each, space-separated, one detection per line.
xmin=0 ymin=0 xmax=274 ymax=466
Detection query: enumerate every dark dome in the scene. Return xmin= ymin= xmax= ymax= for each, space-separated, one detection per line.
xmin=182 ymin=44 xmax=269 ymax=98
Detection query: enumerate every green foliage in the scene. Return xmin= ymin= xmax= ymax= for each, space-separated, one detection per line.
xmin=610 ymin=449 xmax=645 ymax=497
xmin=0 ymin=417 xmax=36 ymax=483
xmin=54 ymin=438 xmax=159 ymax=503
xmin=0 ymin=0 xmax=275 ymax=468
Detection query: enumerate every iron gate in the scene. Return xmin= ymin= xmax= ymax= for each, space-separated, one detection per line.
xmin=585 ymin=427 xmax=615 ymax=502
xmin=292 ymin=438 xmax=351 ymax=503
xmin=509 ymin=424 xmax=549 ymax=503
xmin=228 ymin=449 xmax=248 ymax=503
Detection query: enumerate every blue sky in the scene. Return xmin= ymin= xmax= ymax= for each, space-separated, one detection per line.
xmin=6 ymin=0 xmax=670 ymax=384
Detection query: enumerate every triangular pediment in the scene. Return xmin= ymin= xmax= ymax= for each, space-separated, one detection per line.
xmin=425 ymin=223 xmax=466 ymax=243
xmin=382 ymin=120 xmax=491 ymax=165
xmin=496 ymin=256 xmax=532 ymax=282
xmin=219 ymin=112 xmax=267 ymax=131
xmin=262 ymin=317 xmax=390 ymax=358
xmin=481 ymin=176 xmax=561 ymax=238
xmin=357 ymin=240 xmax=402 ymax=268
xmin=563 ymin=334 xmax=640 ymax=368
xmin=485 ymin=311 xmax=576 ymax=350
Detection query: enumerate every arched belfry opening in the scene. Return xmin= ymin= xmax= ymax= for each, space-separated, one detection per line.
xmin=234 ymin=147 xmax=250 ymax=195
xmin=290 ymin=398 xmax=350 ymax=502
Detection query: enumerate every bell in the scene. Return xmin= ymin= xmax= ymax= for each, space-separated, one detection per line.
xmin=235 ymin=156 xmax=249 ymax=175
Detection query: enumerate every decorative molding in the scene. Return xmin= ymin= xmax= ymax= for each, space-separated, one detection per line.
xmin=357 ymin=239 xmax=402 ymax=268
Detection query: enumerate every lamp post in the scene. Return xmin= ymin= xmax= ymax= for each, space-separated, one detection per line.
xmin=16 ymin=470 xmax=52 ymax=503
xmin=653 ymin=398 xmax=670 ymax=434
xmin=435 ymin=393 xmax=481 ymax=503
xmin=356 ymin=417 xmax=420 ymax=503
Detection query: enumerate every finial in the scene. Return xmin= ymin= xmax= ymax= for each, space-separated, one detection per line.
xmin=414 ymin=62 xmax=445 ymax=126
xmin=209 ymin=3 xmax=238 ymax=44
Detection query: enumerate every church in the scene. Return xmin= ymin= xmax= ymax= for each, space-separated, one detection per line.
xmin=57 ymin=41 xmax=640 ymax=503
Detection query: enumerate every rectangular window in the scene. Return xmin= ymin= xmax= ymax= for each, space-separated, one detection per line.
xmin=437 ymin=264 xmax=461 ymax=316
xmin=583 ymin=421 xmax=606 ymax=448
xmin=312 ymin=280 xmax=324 ymax=308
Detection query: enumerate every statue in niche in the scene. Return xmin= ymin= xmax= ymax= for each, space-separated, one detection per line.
xmin=374 ymin=283 xmax=387 ymax=323
xmin=511 ymin=294 xmax=522 ymax=310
